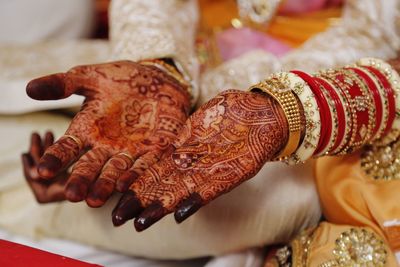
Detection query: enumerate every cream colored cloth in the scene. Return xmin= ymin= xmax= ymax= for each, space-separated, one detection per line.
xmin=0 ymin=112 xmax=320 ymax=259
xmin=0 ymin=0 xmax=95 ymax=44
xmin=0 ymin=41 xmax=109 ymax=114
xmin=204 ymin=248 xmax=264 ymax=267
xmin=0 ymin=1 xmax=107 ymax=114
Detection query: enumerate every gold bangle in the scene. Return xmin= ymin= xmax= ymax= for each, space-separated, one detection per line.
xmin=140 ymin=59 xmax=192 ymax=98
xmin=249 ymin=77 xmax=302 ymax=159
xmin=117 ymin=152 xmax=134 ymax=162
xmin=63 ymin=134 xmax=83 ymax=151
xmin=357 ymin=58 xmax=400 ymax=145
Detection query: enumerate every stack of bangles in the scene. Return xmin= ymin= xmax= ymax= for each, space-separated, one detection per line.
xmin=249 ymin=58 xmax=400 ymax=164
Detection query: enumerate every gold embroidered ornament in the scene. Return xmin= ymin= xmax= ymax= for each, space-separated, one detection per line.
xmin=332 ymin=228 xmax=387 ymax=267
xmin=236 ymin=0 xmax=282 ymax=26
xmin=361 ymin=137 xmax=400 ymax=181
xmin=290 ymin=228 xmax=387 ymax=267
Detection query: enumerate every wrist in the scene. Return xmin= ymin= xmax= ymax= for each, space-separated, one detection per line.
xmin=248 ymin=57 xmax=400 ymax=164
xmin=139 ymin=58 xmax=193 ymax=104
xmin=249 ymin=77 xmax=306 ymax=161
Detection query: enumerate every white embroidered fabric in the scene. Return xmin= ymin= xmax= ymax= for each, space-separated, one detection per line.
xmin=110 ymin=0 xmax=200 ymax=103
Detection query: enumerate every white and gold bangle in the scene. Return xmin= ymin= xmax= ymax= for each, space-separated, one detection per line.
xmin=357 ymin=58 xmax=400 ymax=144
xmin=269 ymin=72 xmax=321 ymax=164
xmin=356 ymin=66 xmax=389 ymax=142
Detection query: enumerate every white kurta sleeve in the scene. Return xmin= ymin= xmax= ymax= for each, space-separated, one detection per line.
xmin=281 ymin=0 xmax=400 ymax=72
xmin=200 ymin=50 xmax=281 ymax=105
xmin=110 ymin=0 xmax=200 ymax=103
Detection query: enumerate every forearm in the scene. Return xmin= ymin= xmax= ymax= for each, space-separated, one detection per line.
xmin=250 ymin=57 xmax=400 ymax=164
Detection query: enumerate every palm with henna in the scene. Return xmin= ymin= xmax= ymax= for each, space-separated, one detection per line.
xmin=26 ymin=61 xmax=190 ymax=207
xmin=112 ymin=90 xmax=294 ymax=231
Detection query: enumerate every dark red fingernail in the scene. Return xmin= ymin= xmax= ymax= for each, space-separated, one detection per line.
xmin=112 ymin=191 xmax=143 ymax=227
xmin=26 ymin=73 xmax=66 ymax=100
xmin=174 ymin=193 xmax=203 ymax=223
xmin=116 ymin=171 xmax=139 ymax=192
xmin=31 ymin=132 xmax=41 ymax=145
xmin=44 ymin=131 xmax=54 ymax=146
xmin=65 ymin=178 xmax=90 ymax=202
xmin=37 ymin=154 xmax=62 ymax=178
xmin=134 ymin=202 xmax=166 ymax=232
xmin=86 ymin=179 xmax=114 ymax=208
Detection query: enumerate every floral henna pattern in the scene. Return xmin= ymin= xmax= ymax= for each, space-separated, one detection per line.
xmin=112 ymin=90 xmax=290 ymax=231
xmin=26 ymin=61 xmax=190 ymax=207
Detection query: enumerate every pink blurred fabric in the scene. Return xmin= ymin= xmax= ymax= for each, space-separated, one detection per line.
xmin=216 ymin=27 xmax=292 ymax=61
xmin=279 ymin=0 xmax=343 ymax=15
xmin=215 ymin=0 xmax=345 ymax=61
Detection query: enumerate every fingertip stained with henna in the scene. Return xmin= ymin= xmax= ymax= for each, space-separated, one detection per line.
xmin=26 ymin=73 xmax=66 ymax=100
xmin=112 ymin=191 xmax=143 ymax=227
xmin=134 ymin=201 xmax=166 ymax=232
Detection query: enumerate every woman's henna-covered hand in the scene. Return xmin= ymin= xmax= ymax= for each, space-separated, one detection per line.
xmin=26 ymin=61 xmax=190 ymax=207
xmin=22 ymin=132 xmax=67 ymax=203
xmin=112 ymin=90 xmax=290 ymax=231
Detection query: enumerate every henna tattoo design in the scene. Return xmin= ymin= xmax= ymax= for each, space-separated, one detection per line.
xmin=26 ymin=61 xmax=190 ymax=207
xmin=112 ymin=90 xmax=289 ymax=231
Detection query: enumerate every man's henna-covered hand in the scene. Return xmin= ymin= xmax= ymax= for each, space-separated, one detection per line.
xmin=112 ymin=90 xmax=290 ymax=231
xmin=22 ymin=132 xmax=67 ymax=203
xmin=26 ymin=61 xmax=190 ymax=207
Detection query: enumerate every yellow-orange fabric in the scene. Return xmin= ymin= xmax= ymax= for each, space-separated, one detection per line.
xmin=316 ymin=154 xmax=400 ymax=250
xmin=298 ymin=153 xmax=400 ymax=265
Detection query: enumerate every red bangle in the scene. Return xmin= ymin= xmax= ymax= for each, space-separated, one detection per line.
xmin=313 ymin=78 xmax=335 ymax=155
xmin=313 ymin=76 xmax=346 ymax=154
xmin=363 ymin=66 xmax=396 ymax=138
xmin=333 ymin=69 xmax=373 ymax=151
xmin=343 ymin=68 xmax=375 ymax=146
xmin=291 ymin=70 xmax=331 ymax=156
xmin=346 ymin=67 xmax=383 ymax=142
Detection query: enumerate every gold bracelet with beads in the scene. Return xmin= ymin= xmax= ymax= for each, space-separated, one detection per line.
xmin=249 ymin=77 xmax=302 ymax=159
